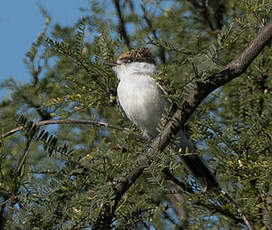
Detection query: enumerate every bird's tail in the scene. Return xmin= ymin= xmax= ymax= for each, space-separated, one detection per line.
xmin=182 ymin=154 xmax=219 ymax=191
xmin=175 ymin=129 xmax=219 ymax=191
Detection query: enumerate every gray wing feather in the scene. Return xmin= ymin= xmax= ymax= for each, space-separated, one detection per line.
xmin=117 ymin=96 xmax=129 ymax=120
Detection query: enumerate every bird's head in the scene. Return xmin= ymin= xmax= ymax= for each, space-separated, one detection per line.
xmin=107 ymin=48 xmax=156 ymax=80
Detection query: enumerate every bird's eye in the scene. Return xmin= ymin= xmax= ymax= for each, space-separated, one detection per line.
xmin=124 ymin=58 xmax=133 ymax=63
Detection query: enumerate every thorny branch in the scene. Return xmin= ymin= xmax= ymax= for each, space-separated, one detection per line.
xmin=93 ymin=20 xmax=272 ymax=229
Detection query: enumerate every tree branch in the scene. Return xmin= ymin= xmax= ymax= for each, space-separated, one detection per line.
xmin=193 ymin=200 xmax=241 ymax=223
xmin=189 ymin=0 xmax=215 ymax=30
xmin=22 ymin=95 xmax=52 ymax=121
xmin=163 ymin=168 xmax=193 ymax=194
xmin=112 ymin=0 xmax=131 ymax=48
xmin=163 ymin=168 xmax=247 ymax=225
xmin=189 ymin=0 xmax=225 ymax=30
xmin=152 ymin=19 xmax=272 ymax=152
xmin=2 ymin=119 xmax=144 ymax=141
xmin=93 ymin=20 xmax=272 ymax=229
xmin=141 ymin=4 xmax=166 ymax=63
xmin=220 ymin=190 xmax=254 ymax=230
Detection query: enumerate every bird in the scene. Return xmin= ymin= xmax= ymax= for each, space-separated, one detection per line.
xmin=108 ymin=47 xmax=219 ymax=191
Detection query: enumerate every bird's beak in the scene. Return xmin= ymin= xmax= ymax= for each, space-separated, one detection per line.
xmin=105 ymin=62 xmax=118 ymax=67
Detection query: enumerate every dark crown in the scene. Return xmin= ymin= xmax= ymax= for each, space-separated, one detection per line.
xmin=118 ymin=48 xmax=155 ymax=64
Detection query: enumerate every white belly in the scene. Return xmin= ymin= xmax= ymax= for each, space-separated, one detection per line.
xmin=117 ymin=75 xmax=168 ymax=138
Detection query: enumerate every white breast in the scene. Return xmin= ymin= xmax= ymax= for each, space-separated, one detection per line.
xmin=117 ymin=74 xmax=169 ymax=138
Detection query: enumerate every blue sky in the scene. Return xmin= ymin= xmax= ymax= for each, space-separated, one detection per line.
xmin=0 ymin=0 xmax=89 ymax=97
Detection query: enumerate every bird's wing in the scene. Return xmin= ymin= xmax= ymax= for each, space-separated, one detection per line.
xmin=117 ymin=96 xmax=129 ymax=120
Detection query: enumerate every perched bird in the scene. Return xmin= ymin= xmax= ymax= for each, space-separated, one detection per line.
xmin=109 ymin=48 xmax=218 ymax=191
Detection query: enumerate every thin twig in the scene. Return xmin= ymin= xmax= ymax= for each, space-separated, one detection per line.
xmin=221 ymin=190 xmax=254 ymax=230
xmin=0 ymin=199 xmax=9 ymax=207
xmin=112 ymin=0 xmax=131 ymax=48
xmin=189 ymin=0 xmax=215 ymax=30
xmin=189 ymin=0 xmax=225 ymax=31
xmin=2 ymin=119 xmax=144 ymax=141
xmin=16 ymin=139 xmax=33 ymax=177
xmin=163 ymin=168 xmax=249 ymax=224
xmin=141 ymin=4 xmax=166 ymax=63
xmin=163 ymin=168 xmax=194 ymax=194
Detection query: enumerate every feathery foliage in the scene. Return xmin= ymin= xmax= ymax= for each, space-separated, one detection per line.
xmin=1 ymin=0 xmax=272 ymax=229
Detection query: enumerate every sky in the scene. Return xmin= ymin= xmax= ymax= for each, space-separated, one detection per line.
xmin=0 ymin=0 xmax=90 ymax=98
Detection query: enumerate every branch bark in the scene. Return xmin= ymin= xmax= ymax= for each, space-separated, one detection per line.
xmin=152 ymin=20 xmax=272 ymax=152
xmin=93 ymin=20 xmax=272 ymax=229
